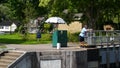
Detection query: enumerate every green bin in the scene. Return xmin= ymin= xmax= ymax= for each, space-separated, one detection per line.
xmin=52 ymin=30 xmax=67 ymax=47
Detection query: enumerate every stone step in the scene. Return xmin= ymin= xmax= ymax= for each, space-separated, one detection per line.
xmin=0 ymin=59 xmax=14 ymax=63
xmin=0 ymin=56 xmax=18 ymax=60
xmin=0 ymin=61 xmax=9 ymax=65
xmin=8 ymin=51 xmax=24 ymax=54
xmin=0 ymin=51 xmax=24 ymax=68
xmin=0 ymin=61 xmax=11 ymax=64
xmin=4 ymin=52 xmax=23 ymax=56
xmin=0 ymin=62 xmax=11 ymax=68
xmin=0 ymin=62 xmax=8 ymax=67
xmin=0 ymin=66 xmax=7 ymax=68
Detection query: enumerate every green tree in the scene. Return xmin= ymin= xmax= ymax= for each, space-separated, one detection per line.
xmin=39 ymin=0 xmax=71 ymax=22
xmin=39 ymin=0 xmax=120 ymax=29
xmin=0 ymin=4 xmax=11 ymax=21
xmin=4 ymin=0 xmax=37 ymax=39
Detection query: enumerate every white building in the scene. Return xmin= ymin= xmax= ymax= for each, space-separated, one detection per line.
xmin=0 ymin=21 xmax=17 ymax=33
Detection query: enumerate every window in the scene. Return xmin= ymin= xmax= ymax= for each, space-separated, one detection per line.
xmin=0 ymin=26 xmax=4 ymax=29
xmin=5 ymin=26 xmax=9 ymax=29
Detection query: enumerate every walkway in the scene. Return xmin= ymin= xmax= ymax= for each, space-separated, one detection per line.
xmin=5 ymin=43 xmax=87 ymax=52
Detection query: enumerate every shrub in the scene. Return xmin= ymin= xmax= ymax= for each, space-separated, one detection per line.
xmin=68 ymin=32 xmax=80 ymax=42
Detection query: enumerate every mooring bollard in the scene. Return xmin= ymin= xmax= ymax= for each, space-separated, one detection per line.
xmin=57 ymin=43 xmax=61 ymax=49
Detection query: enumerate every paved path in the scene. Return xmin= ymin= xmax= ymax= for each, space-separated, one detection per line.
xmin=4 ymin=43 xmax=87 ymax=52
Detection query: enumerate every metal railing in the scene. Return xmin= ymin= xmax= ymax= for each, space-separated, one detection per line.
xmin=85 ymin=30 xmax=120 ymax=46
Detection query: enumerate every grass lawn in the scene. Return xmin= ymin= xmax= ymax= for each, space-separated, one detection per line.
xmin=0 ymin=33 xmax=52 ymax=44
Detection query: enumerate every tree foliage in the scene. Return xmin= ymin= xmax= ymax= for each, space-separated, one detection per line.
xmin=0 ymin=0 xmax=120 ymax=30
xmin=0 ymin=4 xmax=11 ymax=21
xmin=1 ymin=0 xmax=45 ymax=22
xmin=39 ymin=0 xmax=120 ymax=29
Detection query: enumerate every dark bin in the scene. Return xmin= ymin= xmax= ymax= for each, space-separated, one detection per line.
xmin=52 ymin=30 xmax=67 ymax=47
xmin=36 ymin=31 xmax=41 ymax=38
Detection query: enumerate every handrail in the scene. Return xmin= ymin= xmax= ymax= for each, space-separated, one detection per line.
xmin=85 ymin=30 xmax=120 ymax=45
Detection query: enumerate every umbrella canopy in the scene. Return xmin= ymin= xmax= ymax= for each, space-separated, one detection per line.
xmin=45 ymin=17 xmax=66 ymax=24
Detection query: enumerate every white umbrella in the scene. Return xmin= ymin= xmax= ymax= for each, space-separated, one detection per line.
xmin=45 ymin=17 xmax=66 ymax=24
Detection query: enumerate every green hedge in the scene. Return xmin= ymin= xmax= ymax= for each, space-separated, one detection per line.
xmin=68 ymin=32 xmax=80 ymax=42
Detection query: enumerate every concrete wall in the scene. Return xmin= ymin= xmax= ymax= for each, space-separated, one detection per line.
xmin=99 ymin=46 xmax=120 ymax=68
xmin=8 ymin=50 xmax=90 ymax=68
xmin=9 ymin=46 xmax=120 ymax=68
xmin=36 ymin=49 xmax=99 ymax=68
xmin=36 ymin=51 xmax=79 ymax=68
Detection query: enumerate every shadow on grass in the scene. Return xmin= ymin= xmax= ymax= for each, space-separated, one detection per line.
xmin=0 ymin=38 xmax=26 ymax=44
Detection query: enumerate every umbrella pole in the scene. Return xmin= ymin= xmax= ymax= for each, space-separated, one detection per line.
xmin=54 ymin=23 xmax=58 ymax=30
xmin=56 ymin=23 xmax=58 ymax=30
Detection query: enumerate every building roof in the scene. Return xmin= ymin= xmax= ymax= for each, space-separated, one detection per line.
xmin=0 ymin=21 xmax=13 ymax=26
xmin=73 ymin=13 xmax=83 ymax=20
